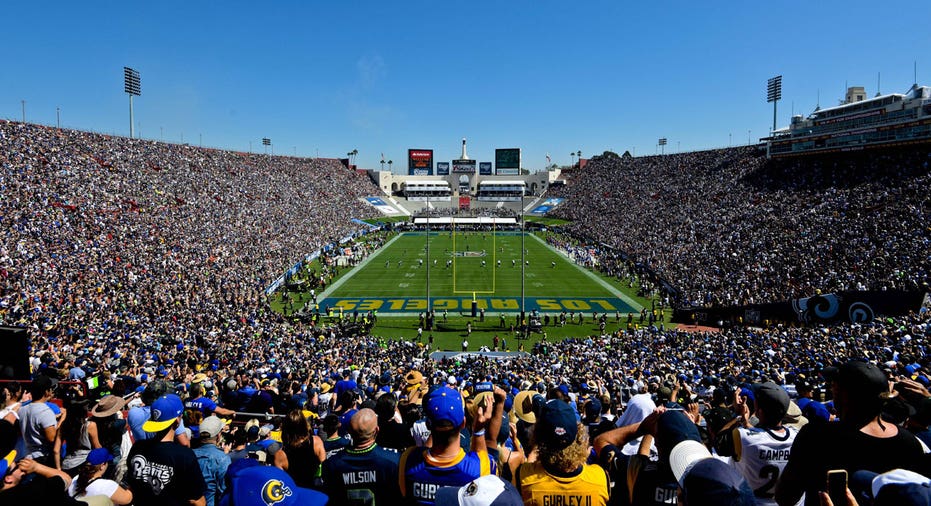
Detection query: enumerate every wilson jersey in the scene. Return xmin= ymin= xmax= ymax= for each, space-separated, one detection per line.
xmin=322 ymin=443 xmax=401 ymax=506
xmin=516 ymin=461 xmax=610 ymax=506
xmin=730 ymin=426 xmax=798 ymax=506
xmin=399 ymin=447 xmax=495 ymax=506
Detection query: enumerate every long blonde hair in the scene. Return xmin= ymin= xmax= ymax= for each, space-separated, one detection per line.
xmin=534 ymin=422 xmax=589 ymax=474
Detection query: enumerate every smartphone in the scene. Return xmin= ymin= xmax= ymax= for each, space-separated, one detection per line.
xmin=827 ymin=469 xmax=847 ymax=505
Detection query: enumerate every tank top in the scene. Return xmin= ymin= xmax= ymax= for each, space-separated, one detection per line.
xmin=284 ymin=439 xmax=321 ymax=489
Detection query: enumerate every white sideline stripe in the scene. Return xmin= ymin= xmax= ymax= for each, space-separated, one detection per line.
xmin=528 ymin=233 xmax=643 ymax=312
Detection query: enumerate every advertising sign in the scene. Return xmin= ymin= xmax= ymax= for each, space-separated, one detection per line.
xmin=408 ymin=149 xmax=434 ymax=175
xmin=452 ymin=159 xmax=476 ymax=173
xmin=479 ymin=162 xmax=493 ymax=175
xmin=436 ymin=162 xmax=450 ymax=175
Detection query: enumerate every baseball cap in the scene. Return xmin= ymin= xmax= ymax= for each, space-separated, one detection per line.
xmin=435 ymin=475 xmax=523 ymax=506
xmin=220 ymin=464 xmax=328 ymax=506
xmin=425 ymin=386 xmax=465 ymax=428
xmin=824 ymin=361 xmax=888 ymax=397
xmin=143 ymin=394 xmax=184 ymax=433
xmin=655 ymin=410 xmax=702 ymax=458
xmin=751 ymin=382 xmax=790 ymax=421
xmin=0 ymin=449 xmax=16 ymax=477
xmin=850 ymin=469 xmax=931 ymax=506
xmin=584 ymin=398 xmax=602 ymax=420
xmin=86 ymin=448 xmax=113 ymax=466
xmin=200 ymin=415 xmax=225 ymax=439
xmin=677 ymin=456 xmax=755 ymax=505
xmin=33 ymin=374 xmax=59 ymax=392
xmin=534 ymin=399 xmax=578 ymax=450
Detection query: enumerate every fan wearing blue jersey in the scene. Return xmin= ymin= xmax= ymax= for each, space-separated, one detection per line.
xmin=323 ymin=408 xmax=402 ymax=506
xmin=400 ymin=385 xmax=496 ymax=506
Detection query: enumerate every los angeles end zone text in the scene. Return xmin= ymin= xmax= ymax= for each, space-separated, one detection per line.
xmin=319 ymin=296 xmax=634 ymax=314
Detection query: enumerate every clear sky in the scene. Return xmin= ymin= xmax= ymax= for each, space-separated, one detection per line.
xmin=2 ymin=1 xmax=927 ymax=172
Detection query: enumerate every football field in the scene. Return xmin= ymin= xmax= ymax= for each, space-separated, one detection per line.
xmin=317 ymin=231 xmax=640 ymax=315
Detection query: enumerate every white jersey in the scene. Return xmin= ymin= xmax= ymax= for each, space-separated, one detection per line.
xmin=731 ymin=425 xmax=799 ymax=506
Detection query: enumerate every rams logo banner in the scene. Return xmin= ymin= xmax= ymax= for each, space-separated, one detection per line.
xmin=262 ymin=479 xmax=293 ymax=505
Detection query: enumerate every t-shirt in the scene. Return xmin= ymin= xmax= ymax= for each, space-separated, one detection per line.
xmin=18 ymin=400 xmax=57 ymax=459
xmin=185 ymin=396 xmax=218 ymax=416
xmin=782 ymin=422 xmax=925 ymax=506
xmin=127 ymin=438 xmax=206 ymax=506
xmin=322 ymin=443 xmax=401 ymax=506
xmin=68 ymin=476 xmax=119 ymax=500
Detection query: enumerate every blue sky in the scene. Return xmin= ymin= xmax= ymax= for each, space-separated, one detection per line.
xmin=2 ymin=1 xmax=927 ymax=171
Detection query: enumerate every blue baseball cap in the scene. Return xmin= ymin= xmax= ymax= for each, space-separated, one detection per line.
xmin=535 ymin=399 xmax=577 ymax=450
xmin=86 ymin=448 xmax=113 ymax=466
xmin=425 ymin=386 xmax=465 ymax=428
xmin=220 ymin=465 xmax=327 ymax=506
xmin=143 ymin=394 xmax=184 ymax=433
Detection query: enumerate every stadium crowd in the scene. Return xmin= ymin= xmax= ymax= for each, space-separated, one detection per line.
xmin=549 ymin=147 xmax=931 ymax=307
xmin=1 ymin=122 xmax=931 ymax=505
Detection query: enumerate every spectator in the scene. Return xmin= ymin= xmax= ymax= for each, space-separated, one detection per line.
xmin=400 ymin=385 xmax=494 ymax=505
xmin=68 ymin=448 xmax=134 ymax=504
xmin=275 ymin=409 xmax=326 ymax=490
xmin=126 ymin=394 xmax=206 ymax=506
xmin=776 ymin=361 xmax=926 ymax=506
xmin=18 ymin=374 xmax=59 ymax=465
xmin=194 ymin=415 xmax=231 ymax=506
xmin=714 ymin=382 xmax=797 ymax=506
xmin=322 ymin=408 xmax=402 ymax=505
xmin=516 ymin=398 xmax=609 ymax=506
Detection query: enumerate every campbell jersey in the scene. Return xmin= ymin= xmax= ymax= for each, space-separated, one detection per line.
xmin=731 ymin=426 xmax=798 ymax=506
xmin=322 ymin=443 xmax=401 ymax=506
xmin=517 ymin=461 xmax=609 ymax=506
xmin=399 ymin=448 xmax=496 ymax=505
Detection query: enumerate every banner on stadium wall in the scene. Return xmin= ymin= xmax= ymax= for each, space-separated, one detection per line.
xmin=408 ymin=149 xmax=434 ymax=175
xmin=479 ymin=162 xmax=493 ymax=175
xmin=452 ymin=159 xmax=476 ymax=173
xmin=672 ymin=290 xmax=926 ymax=326
xmin=437 ymin=162 xmax=450 ymax=175
xmin=459 ymin=196 xmax=471 ymax=210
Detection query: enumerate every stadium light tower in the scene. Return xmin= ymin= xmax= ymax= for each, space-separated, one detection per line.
xmin=262 ymin=137 xmax=271 ymax=155
xmin=767 ymin=75 xmax=782 ymax=133
xmin=124 ymin=67 xmax=141 ymax=139
xmin=658 ymin=138 xmax=667 ymax=155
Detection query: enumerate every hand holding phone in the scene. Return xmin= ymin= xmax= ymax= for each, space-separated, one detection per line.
xmin=826 ymin=469 xmax=848 ymax=506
